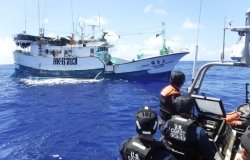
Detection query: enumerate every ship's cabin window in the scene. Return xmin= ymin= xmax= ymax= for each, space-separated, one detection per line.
xmin=97 ymin=46 xmax=108 ymax=52
xmin=90 ymin=48 xmax=95 ymax=54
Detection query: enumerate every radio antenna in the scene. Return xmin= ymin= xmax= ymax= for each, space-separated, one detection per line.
xmin=191 ymin=0 xmax=203 ymax=82
xmin=70 ymin=0 xmax=75 ymax=34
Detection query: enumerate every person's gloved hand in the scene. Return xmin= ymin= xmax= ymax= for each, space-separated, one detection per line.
xmin=231 ymin=120 xmax=244 ymax=127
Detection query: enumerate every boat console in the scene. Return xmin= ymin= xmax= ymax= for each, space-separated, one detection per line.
xmin=192 ymin=95 xmax=227 ymax=140
xmin=192 ymin=94 xmax=235 ymax=157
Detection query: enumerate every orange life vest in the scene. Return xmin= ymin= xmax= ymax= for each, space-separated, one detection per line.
xmin=161 ymin=85 xmax=181 ymax=97
xmin=160 ymin=85 xmax=181 ymax=121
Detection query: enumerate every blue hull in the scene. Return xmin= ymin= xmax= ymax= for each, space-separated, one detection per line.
xmin=14 ymin=65 xmax=171 ymax=81
xmin=103 ymin=70 xmax=171 ymax=81
xmin=14 ymin=65 xmax=104 ymax=79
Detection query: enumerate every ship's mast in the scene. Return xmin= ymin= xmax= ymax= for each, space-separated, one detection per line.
xmin=70 ymin=0 xmax=75 ymax=36
xmin=91 ymin=25 xmax=96 ymax=39
xmin=38 ymin=0 xmax=44 ymax=37
xmin=79 ymin=21 xmax=85 ymax=42
xmin=161 ymin=22 xmax=166 ymax=49
xmin=24 ymin=0 xmax=27 ymax=34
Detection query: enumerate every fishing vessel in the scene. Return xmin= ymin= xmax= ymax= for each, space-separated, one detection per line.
xmin=165 ymin=9 xmax=250 ymax=160
xmin=13 ymin=23 xmax=188 ymax=80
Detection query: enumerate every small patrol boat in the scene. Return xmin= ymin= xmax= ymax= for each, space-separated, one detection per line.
xmin=165 ymin=9 xmax=250 ymax=160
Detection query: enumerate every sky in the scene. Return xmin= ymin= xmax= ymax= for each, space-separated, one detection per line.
xmin=0 ymin=0 xmax=249 ymax=64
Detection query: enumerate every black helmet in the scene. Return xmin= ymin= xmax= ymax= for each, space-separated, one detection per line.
xmin=135 ymin=106 xmax=158 ymax=135
xmin=170 ymin=71 xmax=185 ymax=88
xmin=176 ymin=95 xmax=195 ymax=114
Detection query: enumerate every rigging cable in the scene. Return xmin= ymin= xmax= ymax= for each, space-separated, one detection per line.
xmin=117 ymin=24 xmax=162 ymax=37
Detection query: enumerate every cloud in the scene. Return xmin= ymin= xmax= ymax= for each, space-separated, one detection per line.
xmin=144 ymin=35 xmax=185 ymax=52
xmin=43 ymin=18 xmax=49 ymax=24
xmin=79 ymin=16 xmax=107 ymax=26
xmin=144 ymin=35 xmax=162 ymax=49
xmin=111 ymin=34 xmax=186 ymax=60
xmin=144 ymin=4 xmax=166 ymax=16
xmin=144 ymin=4 xmax=153 ymax=13
xmin=182 ymin=17 xmax=200 ymax=29
xmin=154 ymin=9 xmax=167 ymax=16
xmin=110 ymin=43 xmax=142 ymax=60
xmin=144 ymin=35 xmax=221 ymax=61
xmin=103 ymin=30 xmax=119 ymax=43
xmin=0 ymin=37 xmax=15 ymax=64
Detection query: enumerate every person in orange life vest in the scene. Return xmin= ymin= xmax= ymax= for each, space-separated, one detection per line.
xmin=159 ymin=70 xmax=185 ymax=134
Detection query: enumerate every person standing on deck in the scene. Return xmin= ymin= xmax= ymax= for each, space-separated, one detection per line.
xmin=159 ymin=71 xmax=185 ymax=133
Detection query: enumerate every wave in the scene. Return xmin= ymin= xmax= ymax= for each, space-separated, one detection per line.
xmin=18 ymin=77 xmax=103 ymax=86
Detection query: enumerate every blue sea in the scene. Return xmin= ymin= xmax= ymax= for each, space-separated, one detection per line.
xmin=0 ymin=61 xmax=250 ymax=160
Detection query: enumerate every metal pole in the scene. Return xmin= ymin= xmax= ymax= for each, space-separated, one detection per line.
xmin=191 ymin=0 xmax=202 ymax=82
xmin=246 ymin=83 xmax=249 ymax=103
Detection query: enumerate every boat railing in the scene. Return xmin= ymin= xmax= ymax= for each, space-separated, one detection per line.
xmin=187 ymin=61 xmax=250 ymax=95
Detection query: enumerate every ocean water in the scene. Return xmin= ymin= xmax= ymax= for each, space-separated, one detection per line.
xmin=0 ymin=61 xmax=250 ymax=160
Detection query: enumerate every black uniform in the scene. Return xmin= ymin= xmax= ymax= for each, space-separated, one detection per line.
xmin=164 ymin=115 xmax=215 ymax=160
xmin=120 ymin=136 xmax=176 ymax=160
